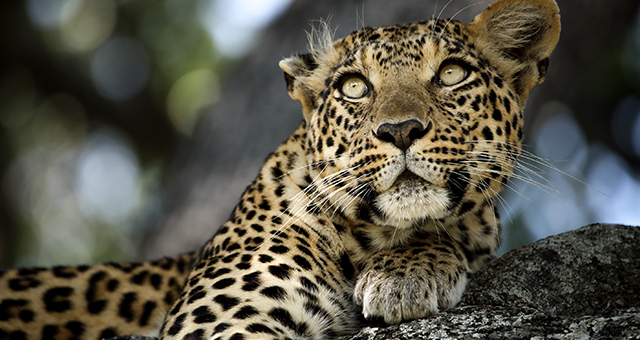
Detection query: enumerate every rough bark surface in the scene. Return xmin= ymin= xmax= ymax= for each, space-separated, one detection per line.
xmin=117 ymin=224 xmax=640 ymax=340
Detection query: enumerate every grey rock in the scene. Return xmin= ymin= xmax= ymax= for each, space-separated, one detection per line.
xmin=463 ymin=223 xmax=640 ymax=315
xmin=344 ymin=306 xmax=640 ymax=339
xmin=342 ymin=224 xmax=640 ymax=339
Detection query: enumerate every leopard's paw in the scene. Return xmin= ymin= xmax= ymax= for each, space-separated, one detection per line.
xmin=353 ymin=258 xmax=467 ymax=324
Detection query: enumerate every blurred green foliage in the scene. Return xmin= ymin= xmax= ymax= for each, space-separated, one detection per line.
xmin=0 ymin=0 xmax=230 ymax=267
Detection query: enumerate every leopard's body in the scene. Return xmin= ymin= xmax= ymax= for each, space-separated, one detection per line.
xmin=0 ymin=0 xmax=561 ymax=339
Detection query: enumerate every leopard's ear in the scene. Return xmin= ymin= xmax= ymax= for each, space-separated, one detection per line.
xmin=279 ymin=53 xmax=318 ymax=119
xmin=468 ymin=0 xmax=560 ymax=101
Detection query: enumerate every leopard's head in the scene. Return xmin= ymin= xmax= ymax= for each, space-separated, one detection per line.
xmin=280 ymin=0 xmax=560 ymax=229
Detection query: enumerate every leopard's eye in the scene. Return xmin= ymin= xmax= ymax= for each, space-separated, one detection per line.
xmin=439 ymin=63 xmax=468 ymax=86
xmin=340 ymin=76 xmax=368 ymax=99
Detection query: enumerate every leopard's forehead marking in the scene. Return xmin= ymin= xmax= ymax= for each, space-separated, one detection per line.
xmin=336 ymin=20 xmax=476 ymax=66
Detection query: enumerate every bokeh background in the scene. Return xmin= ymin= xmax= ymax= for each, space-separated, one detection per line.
xmin=1 ymin=0 xmax=639 ymax=268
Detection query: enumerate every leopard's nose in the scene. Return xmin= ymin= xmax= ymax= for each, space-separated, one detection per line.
xmin=374 ymin=119 xmax=430 ymax=151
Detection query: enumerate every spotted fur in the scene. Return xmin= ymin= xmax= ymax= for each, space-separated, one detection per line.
xmin=1 ymin=0 xmax=560 ymax=339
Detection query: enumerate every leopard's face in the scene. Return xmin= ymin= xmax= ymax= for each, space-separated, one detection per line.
xmin=290 ymin=20 xmax=523 ymax=230
xmin=280 ymin=0 xmax=558 ymax=232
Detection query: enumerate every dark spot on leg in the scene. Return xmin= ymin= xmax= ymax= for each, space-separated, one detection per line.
xmin=139 ymin=301 xmax=157 ymax=327
xmin=212 ymin=323 xmax=231 ymax=335
xmin=192 ymin=306 xmax=217 ymax=324
xmin=260 ymin=286 xmax=287 ymax=301
xmin=42 ymin=325 xmax=58 ymax=340
xmin=166 ymin=313 xmax=186 ymax=336
xmin=212 ymin=278 xmax=236 ymax=290
xmin=99 ymin=328 xmax=117 ymax=340
xmin=118 ymin=292 xmax=136 ymax=322
xmin=65 ymin=321 xmax=85 ymax=336
xmin=268 ymin=264 xmax=292 ymax=280
xmin=213 ymin=294 xmax=240 ymax=311
xmin=339 ymin=252 xmax=355 ymax=280
xmin=43 ymin=287 xmax=73 ymax=312
xmin=183 ymin=328 xmax=205 ymax=340
xmin=233 ymin=306 xmax=259 ymax=320
xmin=246 ymin=323 xmax=277 ymax=335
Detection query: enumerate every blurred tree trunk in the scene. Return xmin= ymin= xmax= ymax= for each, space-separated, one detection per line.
xmin=142 ymin=0 xmax=640 ymax=259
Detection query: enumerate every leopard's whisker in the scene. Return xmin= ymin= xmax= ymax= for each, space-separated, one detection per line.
xmin=436 ymin=0 xmax=456 ymax=23
xmin=466 ymin=167 xmax=570 ymax=208
xmin=326 ymin=176 xmax=371 ymax=218
xmin=456 ymin=171 xmax=514 ymax=224
xmin=466 ymin=166 xmax=560 ymax=197
xmin=255 ymin=165 xmax=363 ymax=251
xmin=278 ymin=154 xmax=353 ymax=179
xmin=437 ymin=1 xmax=487 ymax=41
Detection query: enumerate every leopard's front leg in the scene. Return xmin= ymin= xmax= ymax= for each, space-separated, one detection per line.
xmin=353 ymin=234 xmax=469 ymax=324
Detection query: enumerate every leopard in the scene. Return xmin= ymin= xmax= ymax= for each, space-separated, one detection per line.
xmin=0 ymin=0 xmax=561 ymax=339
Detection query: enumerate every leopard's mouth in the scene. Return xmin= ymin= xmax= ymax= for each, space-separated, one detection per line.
xmin=387 ymin=169 xmax=436 ymax=194
xmin=394 ymin=170 xmax=428 ymax=185
xmin=374 ymin=169 xmax=451 ymax=227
